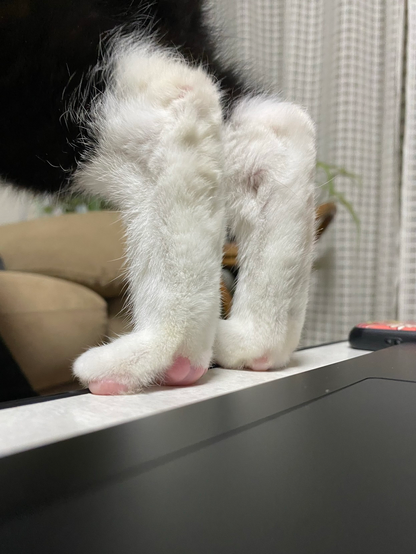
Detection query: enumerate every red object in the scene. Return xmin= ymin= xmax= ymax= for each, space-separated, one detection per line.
xmin=349 ymin=321 xmax=416 ymax=351
xmin=356 ymin=321 xmax=416 ymax=332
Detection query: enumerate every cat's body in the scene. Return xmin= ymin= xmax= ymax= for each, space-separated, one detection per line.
xmin=1 ymin=0 xmax=243 ymax=192
xmin=0 ymin=0 xmax=316 ymax=393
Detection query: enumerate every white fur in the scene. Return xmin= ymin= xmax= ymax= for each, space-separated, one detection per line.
xmin=72 ymin=40 xmax=316 ymax=391
xmin=73 ymin=42 xmax=225 ymax=390
xmin=214 ymin=97 xmax=316 ymax=369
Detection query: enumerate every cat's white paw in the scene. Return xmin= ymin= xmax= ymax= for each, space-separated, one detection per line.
xmin=214 ymin=317 xmax=302 ymax=371
xmin=73 ymin=330 xmax=210 ymax=394
xmin=72 ymin=48 xmax=225 ymax=396
xmin=216 ymin=99 xmax=316 ymax=373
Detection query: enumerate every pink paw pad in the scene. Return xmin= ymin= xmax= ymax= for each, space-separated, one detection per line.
xmin=249 ymin=355 xmax=272 ymax=371
xmin=88 ymin=357 xmax=207 ymax=395
xmin=162 ymin=356 xmax=207 ymax=386
xmin=89 ymin=380 xmax=130 ymax=395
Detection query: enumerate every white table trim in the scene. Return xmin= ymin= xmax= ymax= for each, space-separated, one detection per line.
xmin=0 ymin=342 xmax=370 ymax=457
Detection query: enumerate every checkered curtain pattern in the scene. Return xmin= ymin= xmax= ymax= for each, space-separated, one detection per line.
xmin=211 ymin=0 xmax=408 ymax=345
xmin=399 ymin=1 xmax=416 ymax=321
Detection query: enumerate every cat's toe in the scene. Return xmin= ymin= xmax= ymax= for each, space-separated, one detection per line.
xmin=214 ymin=319 xmax=294 ymax=371
xmin=161 ymin=356 xmax=208 ymax=386
xmin=74 ymin=333 xmax=210 ymax=395
xmin=88 ymin=360 xmax=207 ymax=394
xmin=247 ymin=355 xmax=273 ymax=371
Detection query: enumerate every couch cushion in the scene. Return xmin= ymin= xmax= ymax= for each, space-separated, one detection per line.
xmin=0 ymin=271 xmax=107 ymax=392
xmin=0 ymin=211 xmax=126 ymax=298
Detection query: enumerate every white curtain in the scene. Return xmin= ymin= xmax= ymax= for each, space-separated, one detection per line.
xmin=399 ymin=1 xmax=416 ymax=321
xmin=212 ymin=0 xmax=408 ymax=345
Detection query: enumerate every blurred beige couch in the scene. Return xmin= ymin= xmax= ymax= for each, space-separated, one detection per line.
xmin=0 ymin=212 xmax=132 ymax=394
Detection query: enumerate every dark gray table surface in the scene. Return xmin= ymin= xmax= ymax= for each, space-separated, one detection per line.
xmin=1 ymin=344 xmax=416 ymax=554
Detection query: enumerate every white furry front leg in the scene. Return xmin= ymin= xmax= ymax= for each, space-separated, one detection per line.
xmin=73 ymin=44 xmax=225 ymax=393
xmin=215 ymin=98 xmax=316 ymax=370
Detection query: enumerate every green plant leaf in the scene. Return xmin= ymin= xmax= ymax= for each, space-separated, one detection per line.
xmin=316 ymin=160 xmax=361 ymax=233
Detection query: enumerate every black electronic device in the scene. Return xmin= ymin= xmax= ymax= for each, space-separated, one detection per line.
xmin=349 ymin=320 xmax=416 ymax=350
xmin=1 ymin=344 xmax=416 ymax=554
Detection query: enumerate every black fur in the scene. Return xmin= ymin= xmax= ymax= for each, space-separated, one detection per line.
xmin=0 ymin=0 xmax=243 ymax=194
